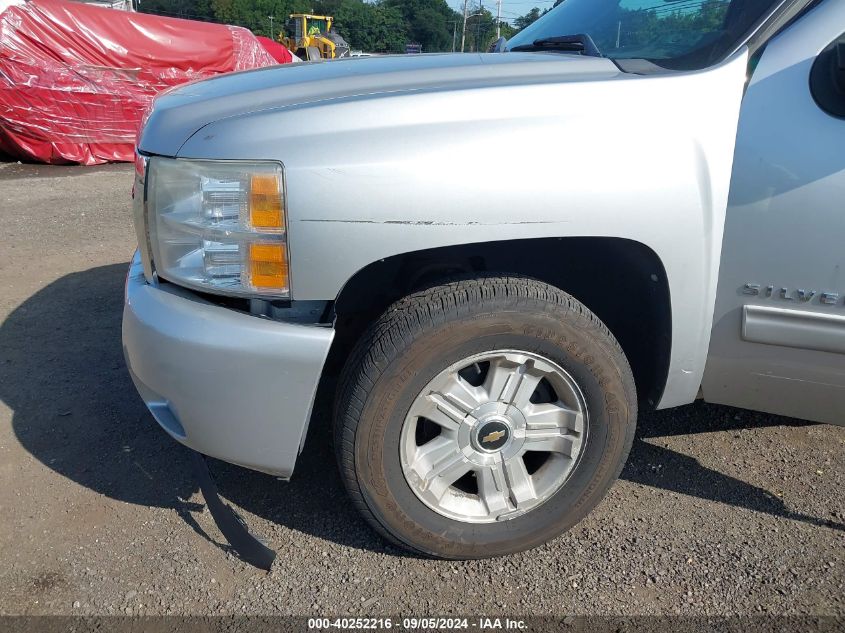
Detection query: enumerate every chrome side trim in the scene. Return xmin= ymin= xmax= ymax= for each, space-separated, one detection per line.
xmin=742 ymin=305 xmax=845 ymax=355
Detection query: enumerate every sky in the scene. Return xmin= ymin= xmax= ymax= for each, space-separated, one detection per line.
xmin=446 ymin=0 xmax=560 ymax=24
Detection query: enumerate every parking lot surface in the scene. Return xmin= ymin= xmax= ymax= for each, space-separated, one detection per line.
xmin=0 ymin=161 xmax=843 ymax=617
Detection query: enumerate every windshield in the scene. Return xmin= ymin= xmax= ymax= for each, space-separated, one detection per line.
xmin=506 ymin=0 xmax=781 ymax=71
xmin=309 ymin=19 xmax=329 ymax=35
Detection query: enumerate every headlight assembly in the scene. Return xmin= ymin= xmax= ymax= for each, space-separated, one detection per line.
xmin=147 ymin=158 xmax=289 ymax=299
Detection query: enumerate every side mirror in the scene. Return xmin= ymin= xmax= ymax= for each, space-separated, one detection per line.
xmin=488 ymin=37 xmax=507 ymax=53
xmin=810 ymin=36 xmax=845 ymax=118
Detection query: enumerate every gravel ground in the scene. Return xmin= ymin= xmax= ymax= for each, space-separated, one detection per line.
xmin=0 ymin=161 xmax=843 ymax=618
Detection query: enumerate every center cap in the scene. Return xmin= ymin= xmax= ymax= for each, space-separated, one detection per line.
xmin=475 ymin=418 xmax=511 ymax=452
xmin=457 ymin=402 xmax=526 ymax=463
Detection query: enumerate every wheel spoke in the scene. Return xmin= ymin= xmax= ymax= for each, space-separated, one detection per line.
xmin=504 ymin=456 xmax=537 ymax=507
xmin=417 ymin=394 xmax=464 ymax=432
xmin=399 ymin=348 xmax=590 ymax=524
xmin=477 ymin=456 xmax=537 ymax=518
xmin=421 ymin=372 xmax=485 ymax=431
xmin=441 ymin=372 xmax=487 ymax=412
xmin=523 ymin=428 xmax=576 ymax=456
xmin=524 ymin=402 xmax=584 ymax=435
xmin=405 ymin=436 xmax=471 ymax=500
xmin=483 ymin=358 xmax=543 ymax=407
xmin=477 ymin=460 xmax=509 ymax=517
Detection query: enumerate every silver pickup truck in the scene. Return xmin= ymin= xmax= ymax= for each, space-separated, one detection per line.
xmin=123 ymin=0 xmax=845 ymax=560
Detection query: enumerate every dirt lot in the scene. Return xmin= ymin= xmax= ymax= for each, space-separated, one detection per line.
xmin=0 ymin=161 xmax=843 ymax=618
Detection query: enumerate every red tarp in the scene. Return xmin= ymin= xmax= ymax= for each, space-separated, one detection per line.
xmin=0 ymin=0 xmax=281 ymax=165
xmin=256 ymin=36 xmax=293 ymax=65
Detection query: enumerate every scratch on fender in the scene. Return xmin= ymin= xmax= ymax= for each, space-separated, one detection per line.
xmin=299 ymin=219 xmax=566 ymax=226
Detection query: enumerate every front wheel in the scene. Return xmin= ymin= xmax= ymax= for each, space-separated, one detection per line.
xmin=334 ymin=276 xmax=636 ymax=559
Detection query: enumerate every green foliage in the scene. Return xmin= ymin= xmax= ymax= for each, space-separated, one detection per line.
xmin=511 ymin=0 xmax=730 ymax=58
xmin=136 ymin=0 xmax=732 ymax=58
xmin=512 ymin=0 xmax=567 ymax=36
xmin=499 ymin=22 xmax=516 ymax=40
xmin=137 ymin=0 xmax=215 ymax=22
xmin=513 ymin=7 xmax=543 ymax=31
xmin=334 ymin=1 xmax=408 ymax=53
xmin=587 ymin=0 xmax=729 ymax=57
xmin=209 ymin=0 xmax=310 ymax=38
xmin=512 ymin=0 xmax=570 ymax=35
xmin=383 ymin=0 xmax=461 ymax=52
xmin=136 ymin=0 xmax=562 ymax=54
xmin=462 ymin=4 xmax=498 ymax=52
xmin=138 ymin=0 xmax=465 ymax=53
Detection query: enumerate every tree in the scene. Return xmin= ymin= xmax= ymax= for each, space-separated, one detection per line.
xmin=463 ymin=4 xmax=497 ymax=52
xmin=329 ymin=1 xmax=407 ymax=53
xmin=513 ymin=7 xmax=542 ymax=31
xmin=383 ymin=0 xmax=462 ymax=53
xmin=138 ymin=0 xmax=215 ymax=22
xmin=498 ymin=22 xmax=516 ymax=41
xmin=137 ymin=0 xmax=461 ymax=53
xmin=210 ymin=0 xmax=310 ymax=37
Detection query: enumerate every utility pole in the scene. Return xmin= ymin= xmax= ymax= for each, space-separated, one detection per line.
xmin=475 ymin=1 xmax=484 ymax=51
xmin=476 ymin=14 xmax=481 ymax=51
xmin=461 ymin=0 xmax=469 ymax=52
xmin=496 ymin=0 xmax=502 ymax=39
xmin=461 ymin=1 xmax=485 ymax=52
xmin=452 ymin=20 xmax=458 ymax=52
xmin=268 ymin=15 xmax=275 ymax=39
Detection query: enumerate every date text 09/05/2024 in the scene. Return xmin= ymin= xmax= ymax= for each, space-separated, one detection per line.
xmin=307 ymin=618 xmax=527 ymax=630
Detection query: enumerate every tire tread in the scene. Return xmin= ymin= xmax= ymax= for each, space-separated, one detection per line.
xmin=334 ymin=276 xmax=634 ymax=556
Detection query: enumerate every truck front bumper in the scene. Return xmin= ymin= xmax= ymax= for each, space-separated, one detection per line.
xmin=122 ymin=251 xmax=334 ymax=477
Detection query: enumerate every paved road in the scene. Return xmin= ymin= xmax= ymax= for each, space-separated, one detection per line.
xmin=0 ymin=162 xmax=843 ymax=617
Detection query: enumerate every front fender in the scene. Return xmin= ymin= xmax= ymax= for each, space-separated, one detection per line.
xmin=180 ymin=51 xmax=749 ymax=410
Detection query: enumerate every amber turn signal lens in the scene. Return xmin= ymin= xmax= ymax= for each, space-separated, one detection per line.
xmin=248 ymin=243 xmax=288 ymax=290
xmin=249 ymin=175 xmax=284 ymax=230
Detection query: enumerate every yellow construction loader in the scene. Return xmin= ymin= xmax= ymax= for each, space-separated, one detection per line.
xmin=282 ymin=14 xmax=351 ymax=60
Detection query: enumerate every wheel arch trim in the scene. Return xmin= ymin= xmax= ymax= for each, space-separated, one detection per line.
xmin=327 ymin=236 xmax=674 ymax=409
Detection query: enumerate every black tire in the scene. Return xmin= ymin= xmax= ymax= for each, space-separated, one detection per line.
xmin=334 ymin=276 xmax=636 ymax=559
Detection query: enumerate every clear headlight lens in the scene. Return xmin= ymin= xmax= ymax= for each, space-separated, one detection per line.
xmin=147 ymin=158 xmax=289 ymax=298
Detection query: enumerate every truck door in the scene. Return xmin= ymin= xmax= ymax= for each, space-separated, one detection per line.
xmin=702 ymin=0 xmax=845 ymax=425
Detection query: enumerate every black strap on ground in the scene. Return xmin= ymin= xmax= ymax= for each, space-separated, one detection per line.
xmin=189 ymin=450 xmax=276 ymax=571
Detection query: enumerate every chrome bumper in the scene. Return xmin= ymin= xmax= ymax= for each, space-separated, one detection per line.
xmin=122 ymin=251 xmax=334 ymax=477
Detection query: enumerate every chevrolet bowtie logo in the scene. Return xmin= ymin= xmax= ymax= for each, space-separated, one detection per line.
xmin=481 ymin=430 xmax=506 ymax=444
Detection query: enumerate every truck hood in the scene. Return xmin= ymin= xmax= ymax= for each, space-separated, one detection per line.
xmin=138 ymin=52 xmax=620 ymax=157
